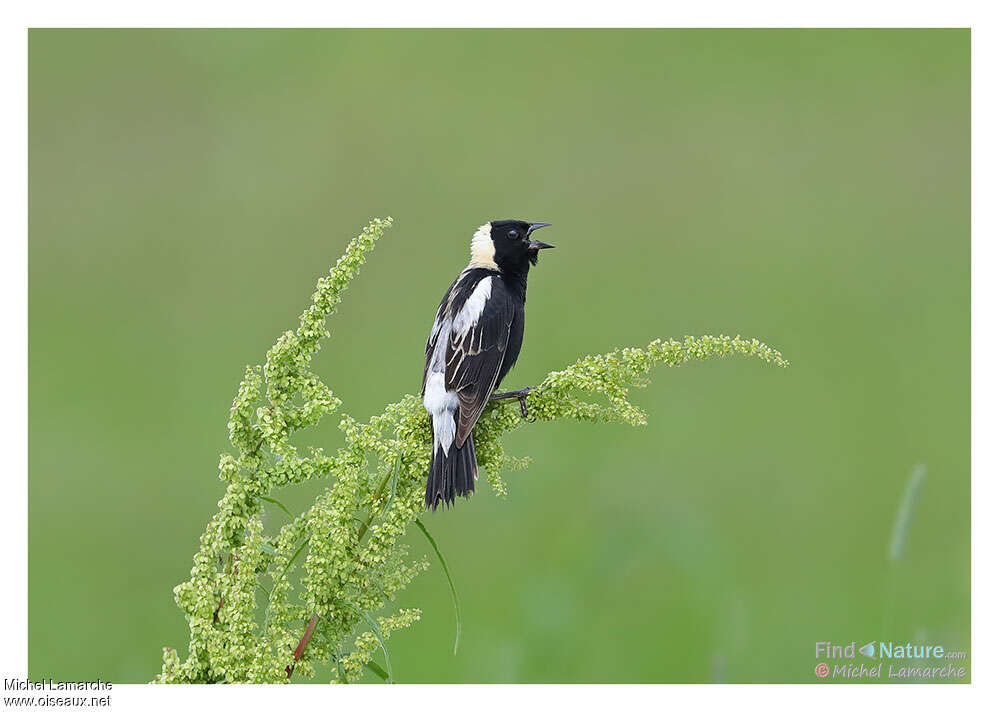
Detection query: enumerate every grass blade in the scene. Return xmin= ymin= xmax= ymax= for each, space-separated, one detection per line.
xmin=365 ymin=660 xmax=389 ymax=681
xmin=888 ymin=463 xmax=927 ymax=562
xmin=260 ymin=496 xmax=294 ymax=518
xmin=414 ymin=517 xmax=461 ymax=655
xmin=382 ymin=456 xmax=402 ymax=513
xmin=343 ymin=601 xmax=393 ymax=683
xmin=274 ymin=537 xmax=308 ymax=585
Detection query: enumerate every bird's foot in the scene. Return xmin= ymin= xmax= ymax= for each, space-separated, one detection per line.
xmin=489 ymin=387 xmax=535 ymax=420
xmin=517 ymin=392 xmax=532 ymax=420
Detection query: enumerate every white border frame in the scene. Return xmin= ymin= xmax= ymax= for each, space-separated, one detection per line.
xmin=3 ymin=2 xmax=993 ymax=708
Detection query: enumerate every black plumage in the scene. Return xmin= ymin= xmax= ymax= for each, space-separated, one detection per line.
xmin=421 ymin=220 xmax=554 ymax=510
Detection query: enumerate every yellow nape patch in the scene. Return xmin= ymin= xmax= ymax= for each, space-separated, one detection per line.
xmin=468 ymin=223 xmax=499 ymax=270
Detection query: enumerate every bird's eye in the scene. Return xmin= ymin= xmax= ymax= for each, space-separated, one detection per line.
xmin=507 ymin=229 xmax=519 ymax=240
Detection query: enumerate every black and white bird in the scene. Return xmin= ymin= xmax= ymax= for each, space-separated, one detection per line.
xmin=421 ymin=219 xmax=555 ymax=510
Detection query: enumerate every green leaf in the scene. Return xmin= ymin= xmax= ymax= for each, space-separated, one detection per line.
xmin=414 ymin=518 xmax=461 ymax=655
xmin=259 ymin=542 xmax=278 ymax=556
xmin=365 ymin=660 xmax=389 ymax=682
xmin=343 ymin=601 xmax=393 ymax=683
xmin=260 ymin=496 xmax=293 ymax=518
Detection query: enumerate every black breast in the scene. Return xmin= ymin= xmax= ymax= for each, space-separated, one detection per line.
xmin=496 ymin=301 xmax=524 ymax=388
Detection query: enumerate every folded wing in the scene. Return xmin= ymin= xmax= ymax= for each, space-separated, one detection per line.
xmin=422 ymin=272 xmax=515 ymax=450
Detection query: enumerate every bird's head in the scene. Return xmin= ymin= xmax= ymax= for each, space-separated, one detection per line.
xmin=469 ymin=220 xmax=554 ymax=273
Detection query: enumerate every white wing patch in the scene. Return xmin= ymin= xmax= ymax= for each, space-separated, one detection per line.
xmin=468 ymin=223 xmax=498 ymax=270
xmin=453 ymin=276 xmax=492 ymax=337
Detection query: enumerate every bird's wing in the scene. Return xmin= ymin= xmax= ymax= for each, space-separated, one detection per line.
xmin=422 ymin=270 xmax=468 ymax=395
xmin=444 ymin=276 xmax=515 ymax=448
xmin=422 ymin=289 xmax=451 ymax=395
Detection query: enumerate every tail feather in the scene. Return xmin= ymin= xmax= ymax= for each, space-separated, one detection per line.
xmin=425 ymin=433 xmax=478 ymax=510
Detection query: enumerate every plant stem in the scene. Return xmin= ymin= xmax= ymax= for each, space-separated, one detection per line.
xmin=285 ymin=614 xmax=318 ymax=679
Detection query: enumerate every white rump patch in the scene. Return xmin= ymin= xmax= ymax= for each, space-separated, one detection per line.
xmin=424 ymin=313 xmax=458 ymax=454
xmin=424 ymin=371 xmax=458 ymax=454
xmin=469 ymin=223 xmax=499 ymax=270
xmin=453 ymin=277 xmax=493 ymax=337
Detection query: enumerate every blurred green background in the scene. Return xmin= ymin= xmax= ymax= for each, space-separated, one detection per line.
xmin=28 ymin=29 xmax=969 ymax=683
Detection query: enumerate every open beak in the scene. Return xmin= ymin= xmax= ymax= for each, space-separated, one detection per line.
xmin=526 ymin=222 xmax=552 ymax=237
xmin=525 ymin=223 xmax=554 ymax=265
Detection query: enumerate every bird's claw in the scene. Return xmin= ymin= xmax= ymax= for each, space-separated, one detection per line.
xmin=489 ymin=386 xmax=536 ymax=420
xmin=517 ymin=393 xmax=533 ymax=421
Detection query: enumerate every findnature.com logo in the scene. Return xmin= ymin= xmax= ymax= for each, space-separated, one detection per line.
xmin=813 ymin=641 xmax=968 ymax=681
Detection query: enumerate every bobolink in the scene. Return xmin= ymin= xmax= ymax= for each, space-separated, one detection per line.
xmin=422 ymin=220 xmax=555 ymax=510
